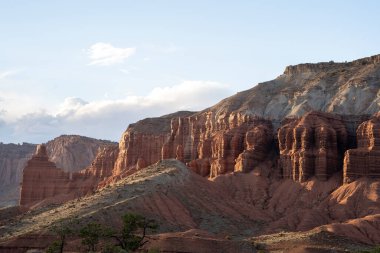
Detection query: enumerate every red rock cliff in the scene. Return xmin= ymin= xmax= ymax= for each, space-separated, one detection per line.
xmin=278 ymin=112 xmax=348 ymax=182
xmin=114 ymin=111 xmax=273 ymax=178
xmin=19 ymin=144 xmax=96 ymax=206
xmin=84 ymin=145 xmax=119 ymax=181
xmin=344 ymin=113 xmax=380 ymax=183
xmin=0 ymin=135 xmax=116 ymax=207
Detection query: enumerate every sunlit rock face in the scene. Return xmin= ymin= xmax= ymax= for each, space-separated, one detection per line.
xmin=46 ymin=135 xmax=116 ymax=172
xmin=84 ymin=145 xmax=119 ymax=179
xmin=278 ymin=112 xmax=348 ymax=182
xmin=114 ymin=111 xmax=273 ymax=178
xmin=344 ymin=113 xmax=380 ymax=183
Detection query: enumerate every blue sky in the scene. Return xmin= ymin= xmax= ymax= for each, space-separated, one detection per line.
xmin=1 ymin=1 xmax=379 ymax=143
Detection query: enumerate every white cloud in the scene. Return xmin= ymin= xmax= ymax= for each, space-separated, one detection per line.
xmin=57 ymin=97 xmax=88 ymax=117
xmin=0 ymin=91 xmax=45 ymax=122
xmin=0 ymin=81 xmax=233 ymax=144
xmin=0 ymin=70 xmax=18 ymax=80
xmin=87 ymin=43 xmax=136 ymax=66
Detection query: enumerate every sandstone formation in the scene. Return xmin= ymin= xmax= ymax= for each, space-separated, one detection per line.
xmin=46 ymin=135 xmax=115 ymax=172
xmin=114 ymin=112 xmax=193 ymax=176
xmin=19 ymin=144 xmax=96 ymax=207
xmin=0 ymin=135 xmax=115 ymax=207
xmin=343 ymin=113 xmax=380 ymax=183
xmin=278 ymin=111 xmax=348 ymax=182
xmin=84 ymin=145 xmax=119 ymax=180
xmin=114 ymin=111 xmax=273 ymax=178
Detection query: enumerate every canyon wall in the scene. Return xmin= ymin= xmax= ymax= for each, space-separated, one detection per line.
xmin=278 ymin=112 xmax=348 ymax=182
xmin=20 ymin=144 xmax=96 ymax=206
xmin=84 ymin=145 xmax=119 ymax=179
xmin=344 ymin=113 xmax=380 ymax=183
xmin=114 ymin=111 xmax=372 ymax=183
xmin=114 ymin=111 xmax=273 ymax=178
xmin=0 ymin=135 xmax=115 ymax=207
xmin=20 ymin=110 xmax=377 ymax=207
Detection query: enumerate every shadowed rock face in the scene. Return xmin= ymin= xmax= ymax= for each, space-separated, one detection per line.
xmin=0 ymin=143 xmax=35 ymax=207
xmin=278 ymin=112 xmax=348 ymax=182
xmin=344 ymin=113 xmax=380 ymax=183
xmin=0 ymin=135 xmax=116 ymax=207
xmin=19 ymin=144 xmax=97 ymax=207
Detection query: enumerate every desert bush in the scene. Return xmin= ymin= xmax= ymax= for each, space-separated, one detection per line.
xmin=46 ymin=219 xmax=77 ymax=253
xmin=109 ymin=213 xmax=159 ymax=251
xmin=79 ymin=222 xmax=108 ymax=252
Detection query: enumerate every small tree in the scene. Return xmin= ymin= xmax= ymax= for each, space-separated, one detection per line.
xmin=79 ymin=222 xmax=105 ymax=252
xmin=46 ymin=219 xmax=75 ymax=253
xmin=111 ymin=213 xmax=158 ymax=251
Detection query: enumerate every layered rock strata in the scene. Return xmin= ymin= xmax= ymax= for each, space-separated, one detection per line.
xmin=208 ymin=54 xmax=380 ymax=120
xmin=0 ymin=135 xmax=116 ymax=207
xmin=19 ymin=144 xmax=96 ymax=206
xmin=344 ymin=113 xmax=380 ymax=183
xmin=278 ymin=112 xmax=348 ymax=182
xmin=84 ymin=145 xmax=119 ymax=180
xmin=115 ymin=111 xmax=273 ymax=178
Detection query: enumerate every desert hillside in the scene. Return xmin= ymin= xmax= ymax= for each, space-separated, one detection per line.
xmin=2 ymin=160 xmax=379 ymax=252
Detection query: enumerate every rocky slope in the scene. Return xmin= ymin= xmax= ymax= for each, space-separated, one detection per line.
xmin=1 ymin=160 xmax=379 ymax=252
xmin=0 ymin=135 xmax=115 ymax=207
xmin=209 ymin=54 xmax=380 ymax=120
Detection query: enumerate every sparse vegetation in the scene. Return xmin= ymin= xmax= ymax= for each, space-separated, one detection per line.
xmin=46 ymin=213 xmax=158 ymax=252
xmin=110 ymin=213 xmax=159 ymax=251
xmin=46 ymin=219 xmax=77 ymax=253
xmin=358 ymin=246 xmax=380 ymax=253
xmin=79 ymin=222 xmax=107 ymax=252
